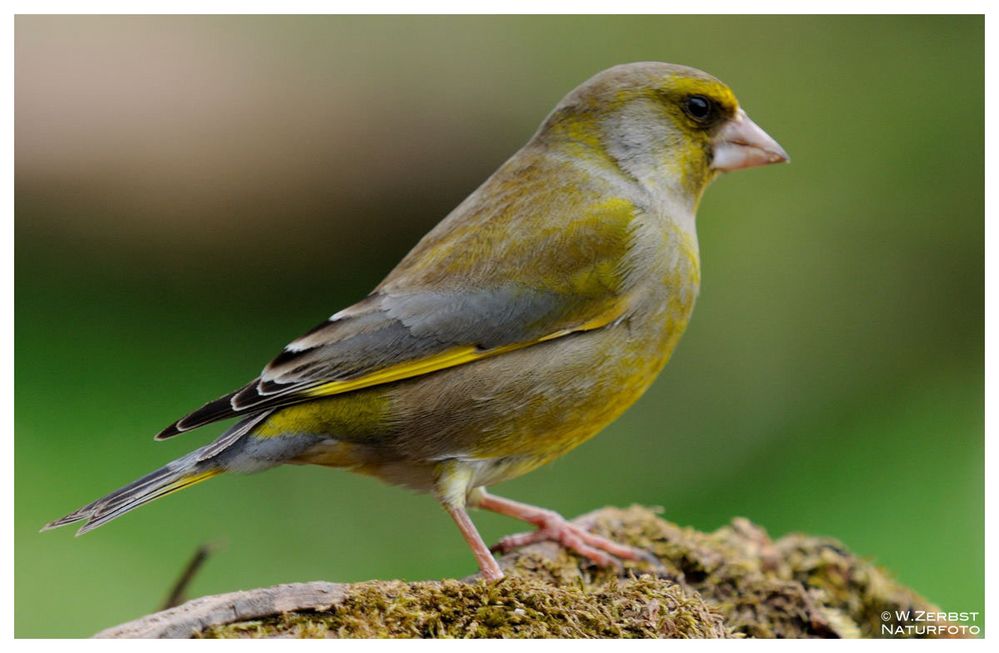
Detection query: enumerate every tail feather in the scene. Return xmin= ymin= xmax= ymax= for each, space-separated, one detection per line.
xmin=44 ymin=413 xmax=271 ymax=535
xmin=42 ymin=461 xmax=222 ymax=535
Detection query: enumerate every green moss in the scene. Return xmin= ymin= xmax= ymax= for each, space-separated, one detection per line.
xmin=194 ymin=506 xmax=957 ymax=639
xmin=573 ymin=507 xmax=957 ymax=638
xmin=199 ymin=575 xmax=727 ymax=639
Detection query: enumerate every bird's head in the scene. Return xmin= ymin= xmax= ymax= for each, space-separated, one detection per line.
xmin=537 ymin=62 xmax=788 ymax=206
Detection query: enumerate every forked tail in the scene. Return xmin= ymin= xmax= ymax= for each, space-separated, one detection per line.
xmin=42 ymin=453 xmax=223 ymax=535
xmin=43 ymin=411 xmax=282 ymax=535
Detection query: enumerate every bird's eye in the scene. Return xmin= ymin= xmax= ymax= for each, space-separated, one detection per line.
xmin=683 ymin=95 xmax=714 ymax=123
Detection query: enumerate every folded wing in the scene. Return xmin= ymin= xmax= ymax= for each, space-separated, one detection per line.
xmin=156 ymin=283 xmax=629 ymax=440
xmin=156 ymin=191 xmax=640 ymax=441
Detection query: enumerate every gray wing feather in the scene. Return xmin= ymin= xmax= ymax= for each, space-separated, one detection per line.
xmin=261 ymin=286 xmax=565 ymax=388
xmin=158 ymin=284 xmax=596 ymax=437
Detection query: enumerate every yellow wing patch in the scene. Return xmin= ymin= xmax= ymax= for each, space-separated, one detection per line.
xmin=302 ymin=298 xmax=629 ymax=400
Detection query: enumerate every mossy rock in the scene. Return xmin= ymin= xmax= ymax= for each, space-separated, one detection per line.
xmin=95 ymin=506 xmax=959 ymax=639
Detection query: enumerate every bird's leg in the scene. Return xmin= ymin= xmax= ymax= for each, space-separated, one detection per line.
xmin=472 ymin=490 xmax=656 ymax=569
xmin=443 ymin=503 xmax=504 ymax=581
xmin=435 ymin=460 xmax=503 ymax=580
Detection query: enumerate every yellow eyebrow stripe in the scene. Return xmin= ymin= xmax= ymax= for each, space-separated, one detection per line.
xmin=302 ymin=300 xmax=627 ymax=399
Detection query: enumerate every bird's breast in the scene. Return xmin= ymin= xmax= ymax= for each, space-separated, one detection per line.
xmin=623 ymin=212 xmax=701 ymax=351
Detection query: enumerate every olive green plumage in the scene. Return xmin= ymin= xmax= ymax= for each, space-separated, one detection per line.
xmin=44 ymin=62 xmax=787 ymax=578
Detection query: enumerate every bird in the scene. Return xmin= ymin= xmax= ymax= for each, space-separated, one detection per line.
xmin=43 ymin=62 xmax=788 ymax=580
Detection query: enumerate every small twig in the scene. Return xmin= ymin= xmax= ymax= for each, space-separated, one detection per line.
xmin=161 ymin=543 xmax=218 ymax=611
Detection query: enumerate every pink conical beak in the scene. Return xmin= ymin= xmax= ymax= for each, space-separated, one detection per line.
xmin=710 ymin=108 xmax=789 ymax=172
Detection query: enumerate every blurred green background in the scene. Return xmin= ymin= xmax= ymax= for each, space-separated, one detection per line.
xmin=15 ymin=15 xmax=983 ymax=637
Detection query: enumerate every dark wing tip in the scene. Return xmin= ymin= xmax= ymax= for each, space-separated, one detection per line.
xmin=231 ymin=383 xmax=265 ymax=410
xmin=154 ymin=385 xmax=256 ymax=440
xmin=154 ymin=423 xmax=183 ymax=440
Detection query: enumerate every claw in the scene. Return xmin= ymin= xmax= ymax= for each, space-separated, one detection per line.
xmin=476 ymin=492 xmax=661 ymax=572
xmin=490 ymin=512 xmax=655 ymax=571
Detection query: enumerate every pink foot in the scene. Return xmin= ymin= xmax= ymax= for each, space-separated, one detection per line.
xmin=489 ymin=509 xmax=657 ymax=570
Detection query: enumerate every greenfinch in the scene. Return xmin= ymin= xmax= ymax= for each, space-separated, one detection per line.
xmin=44 ymin=62 xmax=788 ymax=580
